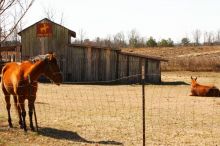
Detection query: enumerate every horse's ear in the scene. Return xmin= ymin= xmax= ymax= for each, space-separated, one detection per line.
xmin=195 ymin=77 xmax=197 ymax=81
xmin=45 ymin=54 xmax=52 ymax=61
xmin=191 ymin=76 xmax=193 ymax=80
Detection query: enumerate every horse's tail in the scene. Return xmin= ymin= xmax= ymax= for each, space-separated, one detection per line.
xmin=1 ymin=64 xmax=8 ymax=87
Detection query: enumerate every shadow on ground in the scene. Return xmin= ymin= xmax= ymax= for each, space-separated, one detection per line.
xmin=38 ymin=127 xmax=123 ymax=145
xmin=159 ymin=81 xmax=190 ymax=86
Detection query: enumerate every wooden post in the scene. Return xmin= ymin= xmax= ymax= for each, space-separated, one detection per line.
xmin=106 ymin=49 xmax=110 ymax=81
xmin=115 ymin=52 xmax=119 ymax=80
xmin=141 ymin=59 xmax=146 ymax=146
xmin=87 ymin=47 xmax=92 ymax=81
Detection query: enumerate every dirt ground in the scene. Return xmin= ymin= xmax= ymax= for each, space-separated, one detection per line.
xmin=1 ymin=71 xmax=220 ymax=145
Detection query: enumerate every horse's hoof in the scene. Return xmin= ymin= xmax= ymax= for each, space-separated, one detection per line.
xmin=30 ymin=127 xmax=35 ymax=132
xmin=8 ymin=125 xmax=13 ymax=130
xmin=20 ymin=125 xmax=24 ymax=129
xmin=8 ymin=124 xmax=13 ymax=128
xmin=24 ymin=128 xmax=27 ymax=132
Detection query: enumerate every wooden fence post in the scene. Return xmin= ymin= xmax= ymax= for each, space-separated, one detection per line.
xmin=141 ymin=59 xmax=146 ymax=146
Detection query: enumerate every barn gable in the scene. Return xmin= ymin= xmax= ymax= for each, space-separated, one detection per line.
xmin=18 ymin=18 xmax=76 ymax=60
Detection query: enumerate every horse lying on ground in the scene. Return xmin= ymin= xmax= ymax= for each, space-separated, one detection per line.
xmin=1 ymin=52 xmax=62 ymax=131
xmin=190 ymin=76 xmax=220 ymax=97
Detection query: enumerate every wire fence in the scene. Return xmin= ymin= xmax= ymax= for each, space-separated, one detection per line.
xmin=1 ymin=71 xmax=220 ymax=145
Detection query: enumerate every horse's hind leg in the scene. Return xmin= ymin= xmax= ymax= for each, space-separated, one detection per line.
xmin=13 ymin=95 xmax=23 ymax=128
xmin=18 ymin=96 xmax=27 ymax=132
xmin=4 ymin=95 xmax=13 ymax=128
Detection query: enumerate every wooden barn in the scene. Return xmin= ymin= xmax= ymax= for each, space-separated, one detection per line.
xmin=18 ymin=18 xmax=166 ymax=83
xmin=0 ymin=45 xmax=21 ymax=62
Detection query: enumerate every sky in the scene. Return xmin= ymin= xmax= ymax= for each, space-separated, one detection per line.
xmin=23 ymin=0 xmax=220 ymax=43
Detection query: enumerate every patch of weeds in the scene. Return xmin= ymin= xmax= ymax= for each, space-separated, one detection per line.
xmin=0 ymin=139 xmax=5 ymax=145
xmin=0 ymin=115 xmax=6 ymax=121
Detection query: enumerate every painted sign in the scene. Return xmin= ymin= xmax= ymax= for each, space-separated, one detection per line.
xmin=36 ymin=23 xmax=52 ymax=37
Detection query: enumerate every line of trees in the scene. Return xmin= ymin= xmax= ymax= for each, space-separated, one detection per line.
xmin=1 ymin=2 xmax=220 ymax=49
xmin=74 ymin=29 xmax=175 ymax=48
xmin=74 ymin=29 xmax=220 ymax=48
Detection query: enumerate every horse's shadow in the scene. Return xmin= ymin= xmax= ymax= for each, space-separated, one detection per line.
xmin=160 ymin=81 xmax=189 ymax=86
xmin=38 ymin=127 xmax=123 ymax=145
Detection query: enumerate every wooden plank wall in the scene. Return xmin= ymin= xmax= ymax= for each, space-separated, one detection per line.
xmin=20 ymin=19 xmax=161 ymax=83
xmin=65 ymin=46 xmax=118 ymax=82
xmin=20 ymin=19 xmax=69 ymax=60
xmin=117 ymin=54 xmax=161 ymax=83
xmin=118 ymin=54 xmax=128 ymax=82
xmin=147 ymin=59 xmax=161 ymax=83
xmin=22 ymin=37 xmax=162 ymax=83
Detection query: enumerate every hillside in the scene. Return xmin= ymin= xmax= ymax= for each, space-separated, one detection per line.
xmin=122 ymin=46 xmax=220 ymax=71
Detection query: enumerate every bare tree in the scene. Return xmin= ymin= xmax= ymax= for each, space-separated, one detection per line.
xmin=113 ymin=31 xmax=126 ymax=48
xmin=207 ymin=32 xmax=214 ymax=45
xmin=0 ymin=0 xmax=35 ymax=44
xmin=43 ymin=7 xmax=56 ymax=21
xmin=128 ymin=29 xmax=139 ymax=48
xmin=192 ymin=29 xmax=201 ymax=45
xmin=138 ymin=37 xmax=146 ymax=48
xmin=203 ymin=31 xmax=208 ymax=44
xmin=60 ymin=12 xmax=64 ymax=25
xmin=43 ymin=6 xmax=65 ymax=25
xmin=216 ymin=30 xmax=220 ymax=44
xmin=78 ymin=29 xmax=86 ymax=44
xmin=103 ymin=35 xmax=112 ymax=47
xmin=11 ymin=9 xmax=23 ymax=43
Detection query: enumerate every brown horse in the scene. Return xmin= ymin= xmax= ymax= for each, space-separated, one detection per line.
xmin=190 ymin=76 xmax=220 ymax=97
xmin=1 ymin=52 xmax=62 ymax=131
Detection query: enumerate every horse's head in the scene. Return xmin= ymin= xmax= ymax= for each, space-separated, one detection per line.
xmin=191 ymin=76 xmax=197 ymax=87
xmin=43 ymin=53 xmax=63 ymax=85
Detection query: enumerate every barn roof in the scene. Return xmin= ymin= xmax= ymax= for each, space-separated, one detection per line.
xmin=18 ymin=18 xmax=76 ymax=37
xmin=0 ymin=45 xmax=21 ymax=52
xmin=68 ymin=43 xmax=121 ymax=50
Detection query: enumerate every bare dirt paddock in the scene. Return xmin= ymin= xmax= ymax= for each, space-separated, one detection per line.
xmin=1 ymin=71 xmax=220 ymax=145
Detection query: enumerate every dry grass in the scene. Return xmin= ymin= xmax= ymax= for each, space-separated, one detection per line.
xmin=1 ymin=71 xmax=220 ymax=145
xmin=122 ymin=46 xmax=220 ymax=71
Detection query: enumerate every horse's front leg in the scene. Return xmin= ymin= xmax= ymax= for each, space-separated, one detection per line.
xmin=18 ymin=96 xmax=27 ymax=132
xmin=5 ymin=95 xmax=13 ymax=128
xmin=28 ymin=95 xmax=36 ymax=131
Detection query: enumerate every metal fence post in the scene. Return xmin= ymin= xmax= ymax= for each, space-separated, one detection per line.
xmin=141 ymin=59 xmax=146 ymax=146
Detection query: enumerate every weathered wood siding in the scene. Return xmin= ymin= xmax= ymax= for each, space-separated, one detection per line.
xmin=117 ymin=53 xmax=161 ymax=83
xmin=64 ymin=47 xmax=160 ymax=83
xmin=146 ymin=59 xmax=161 ymax=83
xmin=65 ymin=46 xmax=118 ymax=82
xmin=20 ymin=19 xmax=69 ymax=60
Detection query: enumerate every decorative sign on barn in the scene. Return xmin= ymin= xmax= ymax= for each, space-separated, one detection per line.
xmin=36 ymin=23 xmax=52 ymax=37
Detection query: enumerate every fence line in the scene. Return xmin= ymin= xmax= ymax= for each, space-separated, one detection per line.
xmin=1 ymin=71 xmax=220 ymax=145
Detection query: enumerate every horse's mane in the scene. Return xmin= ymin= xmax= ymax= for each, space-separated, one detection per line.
xmin=29 ymin=54 xmax=48 ymax=62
